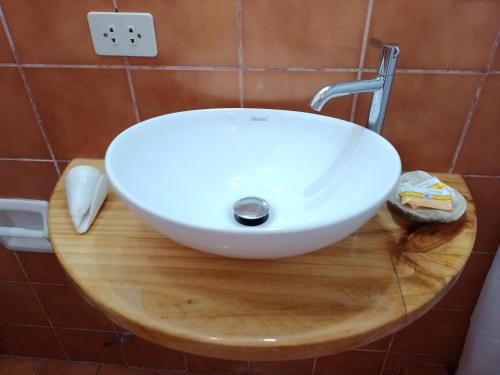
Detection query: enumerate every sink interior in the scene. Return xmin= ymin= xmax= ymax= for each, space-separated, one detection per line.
xmin=107 ymin=109 xmax=400 ymax=232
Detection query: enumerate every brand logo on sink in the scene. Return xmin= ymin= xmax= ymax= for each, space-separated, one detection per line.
xmin=250 ymin=116 xmax=268 ymax=122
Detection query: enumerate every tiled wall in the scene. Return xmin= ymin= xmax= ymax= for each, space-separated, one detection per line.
xmin=0 ymin=0 xmax=499 ymax=374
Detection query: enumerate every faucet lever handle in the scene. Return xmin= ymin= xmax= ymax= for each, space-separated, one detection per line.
xmin=370 ymin=38 xmax=400 ymax=76
xmin=370 ymin=38 xmax=399 ymax=51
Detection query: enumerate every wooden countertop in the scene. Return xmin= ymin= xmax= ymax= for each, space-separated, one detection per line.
xmin=48 ymin=159 xmax=477 ymax=361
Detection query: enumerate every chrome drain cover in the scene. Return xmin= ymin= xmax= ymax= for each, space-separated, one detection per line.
xmin=233 ymin=197 xmax=270 ymax=226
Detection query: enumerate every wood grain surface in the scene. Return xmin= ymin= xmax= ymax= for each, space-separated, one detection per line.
xmin=48 ymin=159 xmax=477 ymax=361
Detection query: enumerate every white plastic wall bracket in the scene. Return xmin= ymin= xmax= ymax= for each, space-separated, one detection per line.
xmin=0 ymin=199 xmax=53 ymax=253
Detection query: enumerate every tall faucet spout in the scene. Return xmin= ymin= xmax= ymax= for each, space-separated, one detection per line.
xmin=309 ymin=43 xmax=399 ymax=134
xmin=310 ymin=78 xmax=383 ymax=111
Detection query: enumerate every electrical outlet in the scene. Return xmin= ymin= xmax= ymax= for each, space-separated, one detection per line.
xmin=87 ymin=12 xmax=157 ymax=57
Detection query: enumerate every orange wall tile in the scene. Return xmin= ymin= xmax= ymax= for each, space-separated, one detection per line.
xmin=364 ymin=0 xmax=500 ymax=70
xmin=243 ymin=0 xmax=366 ymax=68
xmin=0 ymin=0 xmax=499 ymax=373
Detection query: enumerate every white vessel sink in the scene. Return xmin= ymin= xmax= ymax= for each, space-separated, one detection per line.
xmin=105 ymin=109 xmax=401 ymax=259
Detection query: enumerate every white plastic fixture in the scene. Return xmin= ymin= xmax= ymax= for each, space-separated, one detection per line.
xmin=0 ymin=199 xmax=53 ymax=253
xmin=87 ymin=12 xmax=157 ymax=57
xmin=105 ymin=109 xmax=401 ymax=259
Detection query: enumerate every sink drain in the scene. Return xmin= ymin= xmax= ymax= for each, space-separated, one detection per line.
xmin=233 ymin=197 xmax=269 ymax=226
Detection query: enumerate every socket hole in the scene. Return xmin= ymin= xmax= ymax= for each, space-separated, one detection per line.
xmin=103 ymin=32 xmax=108 ymax=38
xmin=128 ymin=27 xmax=133 ymax=33
xmin=111 ymin=38 xmax=116 ymax=43
xmin=109 ymin=27 xmax=114 ymax=32
xmin=137 ymin=33 xmax=142 ymax=38
xmin=130 ymin=38 xmax=135 ymax=44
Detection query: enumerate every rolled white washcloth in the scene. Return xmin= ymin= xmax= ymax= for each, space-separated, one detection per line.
xmin=65 ymin=165 xmax=109 ymax=234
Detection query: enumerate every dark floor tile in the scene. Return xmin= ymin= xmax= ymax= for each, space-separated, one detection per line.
xmin=36 ymin=360 xmax=98 ymax=375
xmin=0 ymin=324 xmax=65 ymax=359
xmin=122 ymin=335 xmax=184 ymax=370
xmin=0 ymin=357 xmax=40 ymax=375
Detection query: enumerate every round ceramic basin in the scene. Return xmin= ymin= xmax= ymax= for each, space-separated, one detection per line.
xmin=105 ymin=108 xmax=401 ymax=259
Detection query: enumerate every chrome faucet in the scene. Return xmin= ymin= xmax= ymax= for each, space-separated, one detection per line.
xmin=310 ymin=42 xmax=400 ymax=134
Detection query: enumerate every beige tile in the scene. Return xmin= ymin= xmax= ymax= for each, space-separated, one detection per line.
xmin=244 ymin=71 xmax=355 ymax=120
xmin=26 ymin=68 xmax=136 ymax=159
xmin=0 ymin=0 xmax=120 ymax=64
xmin=132 ymin=70 xmax=239 ymax=120
xmin=0 ymin=67 xmax=50 ymax=158
xmin=119 ymin=0 xmax=238 ymax=67
xmin=355 ymin=73 xmax=480 ymax=171
xmin=365 ymin=0 xmax=500 ymax=69
xmin=243 ymin=0 xmax=366 ymax=68
xmin=455 ymin=76 xmax=500 ymax=174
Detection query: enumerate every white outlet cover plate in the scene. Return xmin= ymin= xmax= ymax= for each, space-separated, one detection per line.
xmin=87 ymin=12 xmax=157 ymax=57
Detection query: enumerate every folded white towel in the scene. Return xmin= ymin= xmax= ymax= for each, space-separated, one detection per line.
xmin=65 ymin=165 xmax=109 ymax=234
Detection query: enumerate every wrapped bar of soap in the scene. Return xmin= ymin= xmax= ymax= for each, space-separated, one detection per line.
xmin=388 ymin=171 xmax=467 ymax=223
xmin=399 ymin=177 xmax=453 ymax=211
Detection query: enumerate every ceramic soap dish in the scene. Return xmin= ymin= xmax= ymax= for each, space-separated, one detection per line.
xmin=388 ymin=171 xmax=467 ymax=223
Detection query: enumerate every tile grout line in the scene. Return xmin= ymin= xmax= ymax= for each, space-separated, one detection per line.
xmin=448 ymin=28 xmax=500 ymax=173
xmin=432 ymin=307 xmax=470 ymax=312
xmin=0 ymin=320 xmax=120 ymax=334
xmin=0 ymin=157 xmax=55 ymax=162
xmin=2 ymin=339 xmax=13 ymax=356
xmin=463 ymin=174 xmax=500 ymax=179
xmin=0 ymin=5 xmax=60 ymax=176
xmin=352 ymin=348 xmax=389 ymax=353
xmin=182 ymin=351 xmax=189 ymax=371
xmin=111 ymin=322 xmax=129 ymax=367
xmin=447 ymin=73 xmax=487 ymax=173
xmin=11 ymin=252 xmax=70 ymax=360
xmin=396 ymin=68 xmax=484 ymax=75
xmin=378 ymin=333 xmax=395 ymax=375
xmin=349 ymin=0 xmax=374 ymax=123
xmin=32 ymin=358 xmax=43 ymax=374
xmin=236 ymin=0 xmax=244 ymax=108
xmin=123 ymin=56 xmax=141 ymax=123
xmin=247 ymin=66 xmax=360 ymax=73
xmin=310 ymin=356 xmax=317 ymax=375
xmin=5 ymin=324 xmax=116 ymax=332
xmin=0 ymin=62 xmax=490 ymax=75
xmin=0 ymin=279 xmax=70 ymax=286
